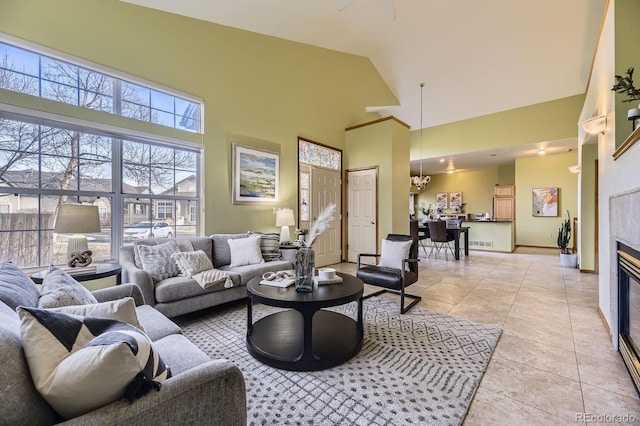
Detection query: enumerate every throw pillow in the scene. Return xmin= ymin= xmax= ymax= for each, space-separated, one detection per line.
xmin=48 ymin=297 xmax=144 ymax=331
xmin=377 ymin=239 xmax=413 ymax=271
xmin=0 ymin=261 xmax=40 ymax=310
xmin=18 ymin=307 xmax=170 ymax=419
xmin=38 ymin=267 xmax=98 ymax=309
xmin=228 ymin=236 xmax=264 ymax=267
xmin=171 ymin=250 xmax=214 ymax=276
xmin=256 ymin=232 xmax=282 ymax=262
xmin=136 ymin=240 xmax=180 ymax=281
xmin=133 ymin=239 xmax=194 ymax=269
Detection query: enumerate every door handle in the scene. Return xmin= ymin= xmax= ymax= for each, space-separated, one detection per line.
xmin=371 ymin=221 xmax=375 ymax=225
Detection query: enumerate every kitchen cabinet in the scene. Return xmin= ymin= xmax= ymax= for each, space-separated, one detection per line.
xmin=494 ymin=185 xmax=515 ymax=197
xmin=493 ymin=185 xmax=514 ymax=221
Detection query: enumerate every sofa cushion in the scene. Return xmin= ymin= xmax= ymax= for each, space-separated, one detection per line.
xmin=228 ymin=235 xmax=264 ymax=267
xmin=49 ymin=297 xmax=144 ymax=331
xmin=249 ymin=232 xmax=282 ymax=262
xmin=210 ymin=233 xmax=249 ymax=267
xmin=135 ymin=304 xmax=183 ymax=341
xmin=0 ymin=302 xmax=59 ymax=426
xmin=137 ymin=240 xmax=181 ymax=281
xmin=38 ymin=267 xmax=98 ymax=309
xmin=0 ymin=261 xmax=40 ymax=310
xmin=152 ymin=334 xmax=211 ymax=376
xmin=132 ymin=238 xmax=195 ymax=269
xmin=18 ymin=307 xmax=171 ymax=419
xmin=154 ymin=274 xmax=240 ymax=304
xmin=172 ymin=250 xmax=214 ymax=276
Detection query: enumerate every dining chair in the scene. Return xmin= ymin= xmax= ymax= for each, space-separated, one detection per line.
xmin=427 ymin=220 xmax=455 ymax=258
xmin=410 ymin=219 xmax=428 ymax=256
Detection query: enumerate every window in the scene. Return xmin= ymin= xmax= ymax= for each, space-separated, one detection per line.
xmin=0 ymin=41 xmax=201 ymax=133
xmin=0 ymin=39 xmax=202 ymax=268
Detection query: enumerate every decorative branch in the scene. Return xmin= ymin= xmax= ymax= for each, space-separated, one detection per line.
xmin=612 ymin=67 xmax=640 ymax=102
xmin=305 ymin=203 xmax=336 ymax=248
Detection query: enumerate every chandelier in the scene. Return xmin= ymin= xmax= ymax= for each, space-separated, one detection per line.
xmin=411 ymin=83 xmax=431 ymax=190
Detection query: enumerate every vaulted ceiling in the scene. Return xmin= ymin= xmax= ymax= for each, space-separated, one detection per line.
xmin=122 ymin=0 xmax=606 ymax=172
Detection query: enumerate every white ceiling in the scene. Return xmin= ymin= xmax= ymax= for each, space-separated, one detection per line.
xmin=122 ymin=0 xmax=605 ymax=173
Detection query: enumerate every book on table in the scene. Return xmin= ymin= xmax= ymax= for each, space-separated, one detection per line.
xmin=259 ymin=277 xmax=295 ymax=288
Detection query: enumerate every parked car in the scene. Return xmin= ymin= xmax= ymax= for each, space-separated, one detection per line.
xmin=124 ymin=221 xmax=173 ymax=240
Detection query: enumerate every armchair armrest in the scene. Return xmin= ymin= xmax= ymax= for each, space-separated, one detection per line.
xmin=92 ymin=283 xmax=145 ymax=306
xmin=357 ymin=253 xmax=381 ymax=269
xmin=120 ymin=258 xmax=156 ymax=306
xmin=60 ymin=359 xmax=246 ymax=426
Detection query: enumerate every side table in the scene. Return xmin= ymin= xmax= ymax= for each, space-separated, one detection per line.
xmin=279 ymin=244 xmax=299 ymax=264
xmin=31 ymin=263 xmax=122 ymax=289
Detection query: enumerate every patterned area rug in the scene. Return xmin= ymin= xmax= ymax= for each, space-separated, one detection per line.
xmin=176 ymin=297 xmax=501 ymax=426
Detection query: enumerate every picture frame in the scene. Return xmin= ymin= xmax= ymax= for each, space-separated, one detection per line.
xmin=436 ymin=192 xmax=448 ymax=211
xmin=449 ymin=192 xmax=463 ymax=209
xmin=532 ymin=187 xmax=558 ymax=217
xmin=232 ymin=144 xmax=280 ymax=204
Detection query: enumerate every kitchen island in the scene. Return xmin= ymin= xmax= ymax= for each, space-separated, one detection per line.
xmin=464 ymin=220 xmax=514 ymax=252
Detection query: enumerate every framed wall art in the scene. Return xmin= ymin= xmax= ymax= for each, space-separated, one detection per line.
xmin=449 ymin=192 xmax=463 ymax=209
xmin=435 ymin=192 xmax=448 ymax=211
xmin=532 ymin=187 xmax=558 ymax=217
xmin=232 ymin=144 xmax=280 ymax=204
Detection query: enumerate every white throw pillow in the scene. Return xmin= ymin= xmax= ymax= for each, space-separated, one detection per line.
xmin=38 ymin=267 xmax=98 ymax=309
xmin=136 ymin=240 xmax=180 ymax=281
xmin=48 ymin=297 xmax=144 ymax=331
xmin=18 ymin=307 xmax=170 ymax=419
xmin=377 ymin=239 xmax=413 ymax=271
xmin=228 ymin=236 xmax=264 ymax=267
xmin=171 ymin=250 xmax=214 ymax=276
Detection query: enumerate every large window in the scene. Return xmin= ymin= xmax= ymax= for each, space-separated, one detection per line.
xmin=0 ymin=41 xmax=201 ymax=133
xmin=0 ymin=39 xmax=202 ymax=268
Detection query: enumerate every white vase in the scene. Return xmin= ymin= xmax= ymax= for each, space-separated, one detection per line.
xmin=560 ymin=253 xmax=578 ymax=268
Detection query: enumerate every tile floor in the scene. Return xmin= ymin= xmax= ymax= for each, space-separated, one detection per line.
xmin=331 ymin=246 xmax=640 ymax=425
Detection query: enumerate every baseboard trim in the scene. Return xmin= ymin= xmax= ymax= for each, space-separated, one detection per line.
xmin=597 ymin=306 xmax=612 ymax=338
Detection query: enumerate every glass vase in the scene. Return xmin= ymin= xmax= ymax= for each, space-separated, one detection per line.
xmin=295 ymin=246 xmax=315 ymax=292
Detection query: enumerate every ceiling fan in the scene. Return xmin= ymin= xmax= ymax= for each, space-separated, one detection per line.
xmin=336 ymin=0 xmax=396 ymax=22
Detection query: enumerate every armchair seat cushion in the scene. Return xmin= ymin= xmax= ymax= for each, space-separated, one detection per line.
xmin=357 ymin=265 xmax=417 ymax=290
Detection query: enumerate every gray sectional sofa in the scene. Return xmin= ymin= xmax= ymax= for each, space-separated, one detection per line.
xmin=120 ymin=233 xmax=293 ymax=318
xmin=0 ymin=262 xmax=246 ymax=425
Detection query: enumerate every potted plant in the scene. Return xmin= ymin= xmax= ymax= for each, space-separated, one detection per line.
xmin=295 ymin=228 xmax=308 ymax=243
xmin=611 ymin=67 xmax=640 ymax=131
xmin=418 ymin=202 xmax=434 ymax=224
xmin=557 ymin=210 xmax=578 ymax=267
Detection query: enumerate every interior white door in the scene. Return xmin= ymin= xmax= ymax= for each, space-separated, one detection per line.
xmin=311 ymin=167 xmax=341 ymax=267
xmin=347 ymin=168 xmax=377 ymax=263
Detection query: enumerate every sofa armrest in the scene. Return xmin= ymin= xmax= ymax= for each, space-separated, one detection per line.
xmin=91 ymin=284 xmax=145 ymax=306
xmin=59 ymin=359 xmax=246 ymax=426
xmin=120 ymin=259 xmax=156 ymax=306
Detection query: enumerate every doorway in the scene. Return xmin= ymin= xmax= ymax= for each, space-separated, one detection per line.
xmin=346 ymin=167 xmax=378 ymax=263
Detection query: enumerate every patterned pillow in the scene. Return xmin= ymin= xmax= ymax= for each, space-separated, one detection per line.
xmin=228 ymin=236 xmax=264 ymax=267
xmin=258 ymin=233 xmax=282 ymax=262
xmin=18 ymin=307 xmax=171 ymax=419
xmin=0 ymin=261 xmax=41 ymax=310
xmin=48 ymin=297 xmax=144 ymax=331
xmin=171 ymin=250 xmax=214 ymax=276
xmin=38 ymin=267 xmax=98 ymax=309
xmin=377 ymin=239 xmax=413 ymax=271
xmin=136 ymin=240 xmax=180 ymax=281
xmin=133 ymin=239 xmax=194 ymax=269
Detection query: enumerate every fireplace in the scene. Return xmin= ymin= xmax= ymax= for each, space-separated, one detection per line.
xmin=617 ymin=242 xmax=640 ymax=395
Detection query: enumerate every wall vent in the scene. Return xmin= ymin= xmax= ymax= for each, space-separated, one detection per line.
xmin=470 ymin=240 xmax=493 ymax=248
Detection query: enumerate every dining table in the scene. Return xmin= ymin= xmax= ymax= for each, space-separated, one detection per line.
xmin=418 ymin=225 xmax=470 ymax=260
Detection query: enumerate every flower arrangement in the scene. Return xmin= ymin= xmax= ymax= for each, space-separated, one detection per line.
xmin=418 ymin=202 xmax=434 ymax=218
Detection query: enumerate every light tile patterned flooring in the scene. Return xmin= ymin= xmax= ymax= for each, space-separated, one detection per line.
xmin=331 ymin=247 xmax=640 ymax=425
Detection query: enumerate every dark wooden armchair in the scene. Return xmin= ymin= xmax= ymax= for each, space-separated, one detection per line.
xmin=356 ymin=234 xmax=421 ymax=314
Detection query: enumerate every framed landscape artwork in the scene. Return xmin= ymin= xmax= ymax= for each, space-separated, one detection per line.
xmin=232 ymin=144 xmax=280 ymax=204
xmin=436 ymin=192 xmax=448 ymax=211
xmin=532 ymin=187 xmax=558 ymax=217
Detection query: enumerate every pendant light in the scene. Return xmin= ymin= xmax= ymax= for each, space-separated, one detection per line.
xmin=411 ymin=83 xmax=431 ymax=190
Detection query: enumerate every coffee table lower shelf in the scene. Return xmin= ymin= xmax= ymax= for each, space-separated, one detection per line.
xmin=247 ymin=309 xmax=362 ymax=371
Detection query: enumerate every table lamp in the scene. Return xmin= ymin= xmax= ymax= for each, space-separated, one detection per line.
xmin=275 ymin=208 xmax=295 ymax=245
xmin=54 ymin=204 xmax=101 ymax=267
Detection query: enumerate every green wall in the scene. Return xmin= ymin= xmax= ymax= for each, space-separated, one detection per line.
xmin=515 ymin=152 xmax=578 ymax=248
xmin=580 ymin=143 xmax=598 ymax=271
xmin=345 ymin=118 xmax=410 ymax=249
xmin=497 ymin=164 xmax=516 ymax=185
xmin=414 ymin=169 xmax=500 ymax=220
xmin=0 ymin=0 xmax=398 ymax=234
xmin=410 ymin=95 xmax=585 ymax=161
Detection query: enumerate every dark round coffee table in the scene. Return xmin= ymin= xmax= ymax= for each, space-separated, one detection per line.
xmin=246 ymin=272 xmax=364 ymax=371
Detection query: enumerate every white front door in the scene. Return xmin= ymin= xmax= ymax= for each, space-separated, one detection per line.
xmin=347 ymin=168 xmax=377 ymax=263
xmin=311 ymin=167 xmax=341 ymax=267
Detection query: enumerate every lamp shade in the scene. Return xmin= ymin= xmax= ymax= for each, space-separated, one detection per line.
xmin=54 ymin=204 xmax=101 ymax=234
xmin=275 ymin=209 xmax=295 ymax=227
